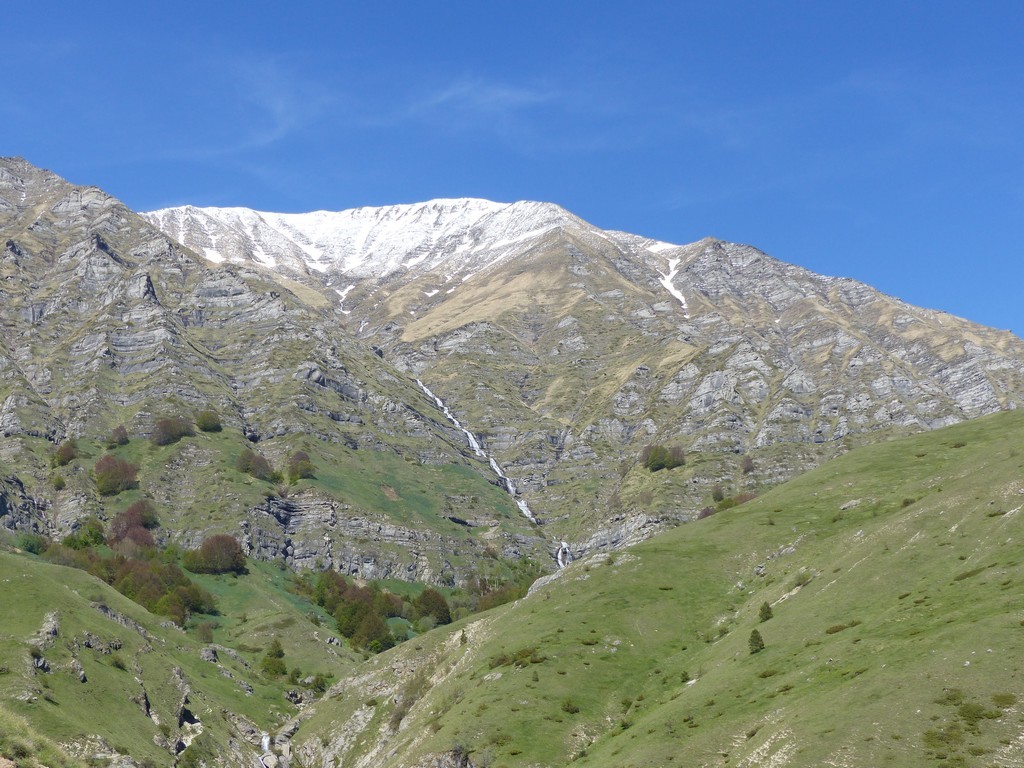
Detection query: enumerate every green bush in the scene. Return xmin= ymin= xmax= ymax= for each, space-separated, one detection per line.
xmin=287 ymin=450 xmax=315 ymax=482
xmin=195 ymin=410 xmax=222 ymax=433
xmin=759 ymin=601 xmax=773 ymax=622
xmin=17 ymin=533 xmax=47 ymax=555
xmin=62 ymin=516 xmax=106 ymax=549
xmin=640 ymin=444 xmax=685 ymax=472
xmin=260 ymin=639 xmax=287 ymax=677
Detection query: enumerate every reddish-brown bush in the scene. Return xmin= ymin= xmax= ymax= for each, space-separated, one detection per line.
xmin=183 ymin=534 xmax=247 ymax=575
xmin=94 ymin=455 xmax=139 ymax=496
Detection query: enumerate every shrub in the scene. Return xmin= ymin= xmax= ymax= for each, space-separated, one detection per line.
xmin=108 ymin=500 xmax=160 ymax=543
xmin=94 ymin=455 xmax=139 ymax=496
xmin=195 ymin=621 xmax=216 ymax=644
xmin=697 ymin=506 xmax=716 ymax=520
xmin=236 ymin=449 xmax=278 ymax=482
xmin=561 ymin=698 xmax=581 ymax=714
xmin=63 ymin=516 xmax=106 ymax=549
xmin=195 ymin=410 xmax=222 ymax=433
xmin=749 ymin=629 xmax=765 ymax=654
xmin=711 ymin=485 xmax=725 ymax=503
xmin=260 ymin=639 xmax=287 ymax=677
xmin=107 ymin=425 xmax=130 ymax=447
xmin=640 ymin=444 xmax=685 ymax=472
xmin=183 ymin=534 xmax=247 ymax=575
xmin=414 ymin=588 xmax=452 ymax=626
xmin=742 ymin=456 xmax=755 ymax=474
xmin=151 ymin=416 xmax=194 ymax=446
xmin=52 ymin=440 xmax=78 ymax=467
xmin=759 ymin=601 xmax=773 ymax=622
xmin=287 ymin=450 xmax=315 ymax=482
xmin=51 ymin=475 xmax=66 ymax=491
xmin=16 ymin=533 xmax=47 ymax=555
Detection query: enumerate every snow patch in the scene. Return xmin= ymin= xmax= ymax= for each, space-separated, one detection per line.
xmin=656 ymin=257 xmax=690 ymax=318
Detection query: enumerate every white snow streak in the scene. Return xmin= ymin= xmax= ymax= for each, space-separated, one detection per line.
xmin=657 ymin=257 xmax=690 ymax=318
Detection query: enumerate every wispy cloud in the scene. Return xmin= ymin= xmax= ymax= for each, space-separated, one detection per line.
xmin=394 ymin=76 xmax=557 ymax=140
xmin=155 ymin=54 xmax=339 ymax=161
xmin=413 ymin=78 xmax=555 ymax=116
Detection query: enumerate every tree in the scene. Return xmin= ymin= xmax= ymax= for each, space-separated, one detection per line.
xmin=260 ymin=638 xmax=287 ymax=677
xmin=236 ymin=449 xmax=278 ymax=482
xmin=108 ymin=500 xmax=160 ymax=543
xmin=742 ymin=456 xmax=755 ymax=475
xmin=287 ymin=450 xmax=315 ymax=483
xmin=414 ymin=588 xmax=452 ymax=626
xmin=640 ymin=444 xmax=685 ymax=472
xmin=151 ymin=416 xmax=194 ymax=446
xmin=749 ymin=629 xmax=765 ymax=654
xmin=759 ymin=601 xmax=773 ymax=622
xmin=94 ymin=455 xmax=139 ymax=496
xmin=183 ymin=534 xmax=247 ymax=575
xmin=107 ymin=425 xmax=130 ymax=448
xmin=52 ymin=439 xmax=78 ymax=467
xmin=195 ymin=410 xmax=222 ymax=433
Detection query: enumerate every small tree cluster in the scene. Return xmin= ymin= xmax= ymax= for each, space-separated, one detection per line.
xmin=236 ymin=449 xmax=279 ymax=482
xmin=62 ymin=516 xmax=106 ymax=550
xmin=52 ymin=439 xmax=78 ymax=467
xmin=413 ymin=588 xmax=452 ymax=626
xmin=305 ymin=570 xmax=404 ymax=653
xmin=183 ymin=534 xmax=247 ymax=575
xmin=42 ymin=542 xmax=215 ymax=625
xmin=287 ymin=451 xmax=315 ymax=483
xmin=107 ymin=425 xmax=130 ymax=448
xmin=260 ymin=638 xmax=287 ymax=677
xmin=94 ymin=455 xmax=139 ymax=496
xmin=195 ymin=410 xmax=222 ymax=433
xmin=640 ymin=444 xmax=686 ymax=472
xmin=151 ymin=416 xmax=195 ymax=446
xmin=108 ymin=500 xmax=160 ymax=550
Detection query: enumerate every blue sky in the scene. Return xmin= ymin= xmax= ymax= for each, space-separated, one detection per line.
xmin=4 ymin=2 xmax=1023 ymax=332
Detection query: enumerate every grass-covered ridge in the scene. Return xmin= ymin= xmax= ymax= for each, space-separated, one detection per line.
xmin=292 ymin=408 xmax=1024 ymax=768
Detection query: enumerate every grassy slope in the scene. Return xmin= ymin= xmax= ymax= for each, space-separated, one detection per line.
xmin=295 ymin=409 xmax=1024 ymax=768
xmin=0 ymin=550 xmax=354 ymax=766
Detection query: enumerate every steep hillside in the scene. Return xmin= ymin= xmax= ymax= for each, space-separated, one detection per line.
xmin=290 ymin=409 xmax=1024 ymax=768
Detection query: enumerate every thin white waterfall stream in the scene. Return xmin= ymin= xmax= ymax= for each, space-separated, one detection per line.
xmin=416 ymin=379 xmax=539 ymax=525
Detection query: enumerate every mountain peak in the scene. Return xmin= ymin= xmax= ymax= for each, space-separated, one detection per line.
xmin=142 ymin=197 xmax=585 ymax=278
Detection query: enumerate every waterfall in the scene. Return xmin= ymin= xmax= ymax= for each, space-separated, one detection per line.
xmin=556 ymin=541 xmax=572 ymax=569
xmin=416 ymin=379 xmax=538 ymax=524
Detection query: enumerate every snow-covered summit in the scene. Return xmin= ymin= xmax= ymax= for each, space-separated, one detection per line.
xmin=143 ymin=197 xmax=580 ymax=281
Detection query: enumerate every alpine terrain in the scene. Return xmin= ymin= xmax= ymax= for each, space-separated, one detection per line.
xmin=1 ymin=157 xmax=1023 ymax=767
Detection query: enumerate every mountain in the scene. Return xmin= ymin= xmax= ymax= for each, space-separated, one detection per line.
xmin=0 ymin=158 xmax=550 ymax=584
xmin=146 ymin=197 xmax=1024 ymax=547
xmin=5 ymin=158 xmax=1024 ymax=768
